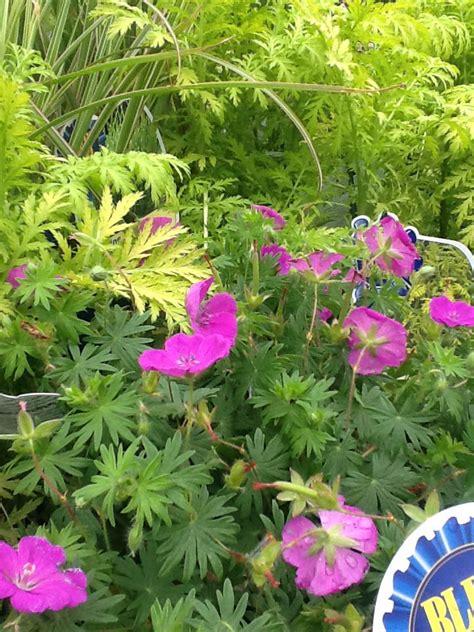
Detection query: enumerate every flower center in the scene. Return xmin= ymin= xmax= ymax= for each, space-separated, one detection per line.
xmin=15 ymin=563 xmax=37 ymax=590
xmin=197 ymin=306 xmax=213 ymax=326
xmin=176 ymin=354 xmax=200 ymax=370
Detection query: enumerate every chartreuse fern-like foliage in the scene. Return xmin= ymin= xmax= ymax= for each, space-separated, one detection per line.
xmin=0 ymin=3 xmax=473 ymax=632
xmin=0 ymin=79 xmax=204 ymax=389
xmin=0 ymin=76 xmax=44 ymax=213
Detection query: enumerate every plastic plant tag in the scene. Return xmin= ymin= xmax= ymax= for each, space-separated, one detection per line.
xmin=0 ymin=393 xmax=61 ymax=435
xmin=373 ymin=503 xmax=474 ymax=631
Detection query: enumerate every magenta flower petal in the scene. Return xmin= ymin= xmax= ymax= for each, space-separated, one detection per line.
xmin=362 ymin=216 xmax=418 ymax=278
xmin=260 ymin=245 xmax=293 ymax=276
xmin=344 ymin=268 xmax=365 ymax=284
xmin=185 ymin=278 xmax=215 ymax=322
xmin=17 ymin=535 xmax=66 ymax=568
xmin=63 ymin=569 xmax=89 ymax=608
xmin=317 ymin=307 xmax=333 ymax=323
xmin=281 ymin=516 xmax=317 ymax=569
xmin=319 ymin=499 xmax=378 ymax=555
xmin=139 ymin=215 xmax=173 ymax=234
xmin=306 ymin=549 xmax=369 ymax=596
xmin=7 ymin=264 xmax=28 ymax=289
xmin=205 ymin=294 xmax=238 ymax=317
xmin=138 ymin=333 xmax=231 ymax=378
xmin=185 ymin=278 xmax=238 ymax=348
xmin=429 ymin=296 xmax=474 ymax=328
xmin=290 ymin=252 xmax=344 ymax=281
xmin=343 ymin=307 xmax=407 ymax=375
xmin=251 ymin=205 xmax=286 ymax=230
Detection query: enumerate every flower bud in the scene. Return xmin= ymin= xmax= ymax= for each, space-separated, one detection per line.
xmin=137 ymin=416 xmax=150 ymax=436
xmin=466 ymin=351 xmax=474 ymax=371
xmin=225 ymin=460 xmax=248 ymax=490
xmin=17 ymin=403 xmax=35 ymax=439
xmin=415 ymin=265 xmax=436 ymax=282
xmin=142 ymin=371 xmax=159 ymax=394
xmin=90 ymin=265 xmax=110 ymax=281
xmin=250 ymin=535 xmax=281 ymax=588
xmin=128 ymin=522 xmax=143 ymax=556
xmin=328 ymin=321 xmax=347 ymax=343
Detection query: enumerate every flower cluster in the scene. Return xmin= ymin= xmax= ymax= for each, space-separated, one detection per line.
xmin=139 ymin=277 xmax=238 ymax=378
xmin=282 ymin=498 xmax=377 ymax=596
xmin=0 ymin=536 xmax=87 ymax=614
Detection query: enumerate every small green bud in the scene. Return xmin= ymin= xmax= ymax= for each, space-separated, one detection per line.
xmin=415 ymin=265 xmax=436 ymax=282
xmin=75 ymin=496 xmax=87 ymax=509
xmin=17 ymin=403 xmax=35 ymax=439
xmin=466 ymin=351 xmax=474 ymax=371
xmin=435 ymin=377 xmax=448 ymax=393
xmin=142 ymin=371 xmax=159 ymax=394
xmin=225 ymin=460 xmax=248 ymax=490
xmin=328 ymin=321 xmax=347 ymax=343
xmin=128 ymin=522 xmax=143 ymax=556
xmin=424 ymin=319 xmax=440 ymax=340
xmin=90 ymin=265 xmax=110 ymax=281
xmin=137 ymin=417 xmax=150 ymax=436
xmin=246 ymin=292 xmax=265 ymax=309
xmin=250 ymin=535 xmax=281 ymax=588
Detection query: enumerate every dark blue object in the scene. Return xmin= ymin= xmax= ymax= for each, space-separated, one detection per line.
xmin=383 ymin=515 xmax=474 ymax=631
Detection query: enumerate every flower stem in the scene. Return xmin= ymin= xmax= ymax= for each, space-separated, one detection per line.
xmin=303 ymin=282 xmax=319 ymax=370
xmin=345 ymin=348 xmax=366 ymax=429
xmin=185 ymin=379 xmax=195 ymax=439
xmin=31 ymin=445 xmax=76 ymax=521
xmin=203 ymin=253 xmax=225 ymax=292
xmin=338 ymin=281 xmax=355 ymax=322
xmin=251 ymin=239 xmax=260 ymax=298
xmin=345 ymin=368 xmax=357 ymax=429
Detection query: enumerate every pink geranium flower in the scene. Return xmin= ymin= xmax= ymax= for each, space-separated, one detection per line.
xmin=290 ymin=252 xmax=344 ymax=281
xmin=260 ymin=245 xmax=293 ymax=276
xmin=186 ymin=278 xmax=237 ymax=349
xmin=7 ymin=265 xmax=28 ymax=289
xmin=138 ymin=332 xmax=230 ymax=378
xmin=251 ymin=205 xmax=286 ymax=230
xmin=282 ymin=498 xmax=377 ymax=597
xmin=429 ymin=296 xmax=474 ymax=328
xmin=0 ymin=536 xmax=87 ymax=613
xmin=361 ymin=216 xmax=418 ymax=278
xmin=343 ymin=307 xmax=407 ymax=375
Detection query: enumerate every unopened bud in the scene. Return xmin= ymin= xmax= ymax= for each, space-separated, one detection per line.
xmin=225 ymin=460 xmax=248 ymax=490
xmin=415 ymin=265 xmax=436 ymax=282
xmin=128 ymin=522 xmax=143 ymax=555
xmin=466 ymin=351 xmax=474 ymax=371
xmin=17 ymin=403 xmax=35 ymax=439
xmin=328 ymin=321 xmax=347 ymax=343
xmin=90 ymin=265 xmax=110 ymax=281
xmin=142 ymin=371 xmax=159 ymax=394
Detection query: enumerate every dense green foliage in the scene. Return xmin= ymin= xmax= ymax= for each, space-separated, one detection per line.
xmin=0 ymin=0 xmax=473 ymax=630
